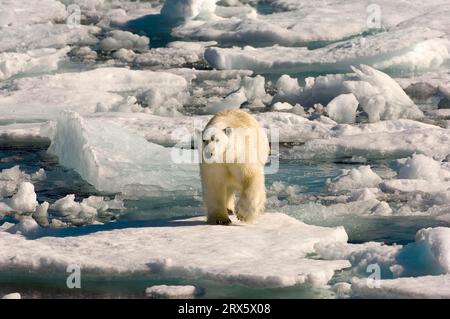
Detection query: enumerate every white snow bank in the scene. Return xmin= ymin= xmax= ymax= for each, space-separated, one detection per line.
xmin=161 ymin=0 xmax=218 ymax=20
xmin=0 ymin=213 xmax=350 ymax=288
xmin=48 ymin=111 xmax=200 ymax=197
xmin=351 ymin=275 xmax=450 ymax=298
xmin=145 ymin=285 xmax=200 ymax=298
xmin=100 ymin=30 xmax=149 ymax=52
xmin=204 ymin=28 xmax=448 ymax=73
xmin=327 ymin=166 xmax=382 ymax=193
xmin=1 ymin=293 xmax=21 ymax=299
xmin=0 ymin=47 xmax=69 ymax=81
xmin=0 ymin=68 xmax=188 ymax=120
xmin=416 ymin=227 xmax=450 ymax=273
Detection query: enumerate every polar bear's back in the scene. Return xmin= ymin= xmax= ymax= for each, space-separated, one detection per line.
xmin=206 ymin=109 xmax=261 ymax=129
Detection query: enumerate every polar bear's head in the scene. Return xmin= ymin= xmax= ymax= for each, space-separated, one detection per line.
xmin=201 ymin=126 xmax=231 ymax=162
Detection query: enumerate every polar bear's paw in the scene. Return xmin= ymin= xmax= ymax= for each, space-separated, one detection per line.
xmin=215 ymin=216 xmax=232 ymax=225
xmin=207 ymin=215 xmax=232 ymax=225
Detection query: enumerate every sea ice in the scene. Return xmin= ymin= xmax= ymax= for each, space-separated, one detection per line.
xmin=100 ymin=30 xmax=149 ymax=52
xmin=416 ymin=227 xmax=450 ymax=273
xmin=327 ymin=166 xmax=382 ymax=193
xmin=326 ymin=94 xmax=359 ymax=124
xmin=48 ymin=111 xmax=200 ymax=197
xmin=0 ymin=213 xmax=350 ymax=288
xmin=351 ymin=275 xmax=450 ymax=298
xmin=1 ymin=293 xmax=21 ymax=299
xmin=204 ymin=28 xmax=448 ymax=73
xmin=0 ymin=47 xmax=69 ymax=81
xmin=0 ymin=68 xmax=188 ymax=121
xmin=145 ymin=285 xmax=201 ymax=298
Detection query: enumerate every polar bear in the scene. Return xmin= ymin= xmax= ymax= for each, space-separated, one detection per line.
xmin=199 ymin=109 xmax=270 ymax=225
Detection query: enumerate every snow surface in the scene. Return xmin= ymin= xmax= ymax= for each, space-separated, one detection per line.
xmin=0 ymin=213 xmax=350 ymax=288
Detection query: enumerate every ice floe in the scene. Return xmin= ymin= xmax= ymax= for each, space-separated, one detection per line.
xmin=0 ymin=47 xmax=69 ymax=81
xmin=205 ymin=28 xmax=449 ymax=73
xmin=0 ymin=67 xmax=189 ymax=120
xmin=48 ymin=111 xmax=200 ymax=197
xmin=351 ymin=275 xmax=450 ymax=298
xmin=1 ymin=293 xmax=21 ymax=299
xmin=0 ymin=213 xmax=350 ymax=288
xmin=145 ymin=285 xmax=201 ymax=298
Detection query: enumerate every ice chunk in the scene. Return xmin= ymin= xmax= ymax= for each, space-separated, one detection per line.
xmin=7 ymin=182 xmax=38 ymax=213
xmin=416 ymin=227 xmax=450 ymax=273
xmin=315 ymin=241 xmax=401 ymax=276
xmin=51 ymin=194 xmax=97 ymax=220
xmin=380 ymin=179 xmax=450 ymax=194
xmin=351 ymin=275 xmax=450 ymax=298
xmin=6 ymin=217 xmax=40 ymax=235
xmin=161 ymin=0 xmax=218 ymax=20
xmin=100 ymin=30 xmax=149 ymax=52
xmin=0 ymin=213 xmax=349 ymax=288
xmin=326 ymin=93 xmax=358 ymax=124
xmin=327 ymin=166 xmax=382 ymax=193
xmin=204 ymin=75 xmax=270 ymax=113
xmin=0 ymin=47 xmax=69 ymax=81
xmin=397 ymin=154 xmax=450 ymax=182
xmin=48 ymin=111 xmax=200 ymax=197
xmin=349 ymin=65 xmax=423 ymax=121
xmin=145 ymin=285 xmax=201 ymax=298
xmin=273 ymin=74 xmax=303 ymax=105
xmin=33 ymin=202 xmax=50 ymax=227
xmin=2 ymin=293 xmax=21 ymax=299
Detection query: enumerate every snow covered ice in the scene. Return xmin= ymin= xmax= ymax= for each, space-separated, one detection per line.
xmin=1 ymin=0 xmax=450 ymax=299
xmin=0 ymin=213 xmax=350 ymax=288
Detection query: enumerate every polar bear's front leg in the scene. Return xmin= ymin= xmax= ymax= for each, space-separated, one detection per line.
xmin=201 ymin=164 xmax=232 ymax=225
xmin=236 ymin=166 xmax=266 ymax=223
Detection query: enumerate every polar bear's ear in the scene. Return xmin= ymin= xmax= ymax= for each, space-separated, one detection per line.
xmin=223 ymin=127 xmax=233 ymax=137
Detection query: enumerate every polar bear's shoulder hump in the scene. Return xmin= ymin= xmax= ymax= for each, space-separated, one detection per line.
xmin=208 ymin=109 xmax=260 ymax=129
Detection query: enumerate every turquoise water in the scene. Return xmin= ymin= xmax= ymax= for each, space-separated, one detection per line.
xmin=1 ymin=145 xmax=448 ymax=298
